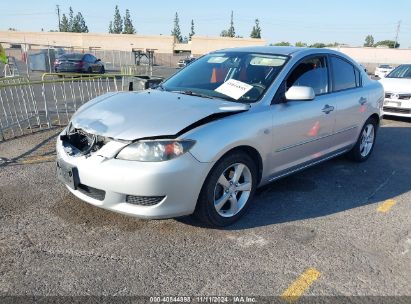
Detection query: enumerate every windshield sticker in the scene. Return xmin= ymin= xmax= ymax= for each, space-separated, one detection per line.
xmin=215 ymin=79 xmax=253 ymax=100
xmin=250 ymin=56 xmax=286 ymax=67
xmin=207 ymin=56 xmax=229 ymax=64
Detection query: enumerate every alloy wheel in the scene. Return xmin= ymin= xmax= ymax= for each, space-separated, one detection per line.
xmin=213 ymin=162 xmax=252 ymax=217
xmin=360 ymin=124 xmax=375 ymax=157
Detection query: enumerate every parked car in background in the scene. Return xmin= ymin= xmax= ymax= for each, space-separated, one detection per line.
xmin=54 ymin=53 xmax=105 ymax=74
xmin=177 ymin=57 xmax=196 ymax=68
xmin=57 ymin=47 xmax=383 ymax=227
xmin=374 ymin=64 xmax=394 ymax=78
xmin=379 ymin=64 xmax=411 ymax=118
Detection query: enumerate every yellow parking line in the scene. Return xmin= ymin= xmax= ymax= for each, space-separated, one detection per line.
xmin=18 ymin=155 xmax=56 ymax=164
xmin=377 ymin=199 xmax=397 ymax=213
xmin=281 ymin=268 xmax=321 ymax=303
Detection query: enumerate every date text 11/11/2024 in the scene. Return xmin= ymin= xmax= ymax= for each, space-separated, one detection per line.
xmin=149 ymin=296 xmax=257 ymax=303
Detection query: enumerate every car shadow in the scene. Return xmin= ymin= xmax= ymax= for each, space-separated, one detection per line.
xmin=178 ymin=123 xmax=411 ymax=230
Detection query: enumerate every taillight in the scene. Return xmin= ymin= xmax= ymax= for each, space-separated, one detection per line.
xmin=54 ymin=59 xmax=60 ymax=65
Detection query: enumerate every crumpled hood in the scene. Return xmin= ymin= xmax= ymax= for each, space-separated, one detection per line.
xmin=379 ymin=78 xmax=411 ymax=93
xmin=70 ymin=90 xmax=249 ymax=140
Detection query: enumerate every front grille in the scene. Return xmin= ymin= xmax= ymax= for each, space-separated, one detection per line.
xmin=126 ymin=195 xmax=165 ymax=206
xmin=383 ymin=107 xmax=411 ymax=114
xmin=385 ymin=93 xmax=411 ymax=100
xmin=77 ymin=184 xmax=106 ymax=201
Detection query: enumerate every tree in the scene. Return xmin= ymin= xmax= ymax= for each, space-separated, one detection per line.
xmin=112 ymin=5 xmax=123 ymax=34
xmin=272 ymin=41 xmax=291 ymax=46
xmin=7 ymin=28 xmax=17 ymax=31
xmin=250 ymin=19 xmax=261 ymax=39
xmin=227 ymin=11 xmax=235 ymax=37
xmin=309 ymin=42 xmax=326 ymax=48
xmin=171 ymin=12 xmax=183 ymax=42
xmin=375 ymin=40 xmax=399 ymax=48
xmin=123 ymin=9 xmax=136 ymax=34
xmin=0 ymin=43 xmax=7 ymax=64
xmin=70 ymin=12 xmax=88 ymax=33
xmin=109 ymin=21 xmax=113 ymax=34
xmin=295 ymin=41 xmax=307 ymax=47
xmin=221 ymin=11 xmax=235 ymax=37
xmin=68 ymin=7 xmax=74 ymax=31
xmin=60 ymin=14 xmax=69 ymax=32
xmin=189 ymin=19 xmax=195 ymax=41
xmin=326 ymin=42 xmax=340 ymax=47
xmin=220 ymin=30 xmax=229 ymax=37
xmin=364 ymin=35 xmax=374 ymax=47
xmin=77 ymin=12 xmax=89 ymax=33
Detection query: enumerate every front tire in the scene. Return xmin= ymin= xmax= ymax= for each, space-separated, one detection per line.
xmin=347 ymin=118 xmax=378 ymax=162
xmin=193 ymin=152 xmax=257 ymax=227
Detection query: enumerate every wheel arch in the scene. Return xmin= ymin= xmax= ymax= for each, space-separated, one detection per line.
xmin=217 ymin=145 xmax=264 ymax=185
xmin=368 ymin=113 xmax=380 ymax=127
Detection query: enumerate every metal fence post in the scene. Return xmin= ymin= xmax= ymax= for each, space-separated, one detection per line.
xmin=41 ymin=83 xmax=51 ymax=127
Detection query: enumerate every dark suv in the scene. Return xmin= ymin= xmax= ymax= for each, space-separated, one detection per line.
xmin=54 ymin=53 xmax=105 ymax=74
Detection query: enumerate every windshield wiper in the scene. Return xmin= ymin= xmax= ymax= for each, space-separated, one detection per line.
xmin=170 ymin=90 xmax=216 ymax=100
xmin=154 ymin=84 xmax=166 ymax=91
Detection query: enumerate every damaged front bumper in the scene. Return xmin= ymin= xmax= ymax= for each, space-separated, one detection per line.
xmin=56 ymin=130 xmax=213 ymax=219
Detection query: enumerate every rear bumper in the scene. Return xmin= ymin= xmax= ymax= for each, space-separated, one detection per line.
xmin=56 ymin=136 xmax=213 ymax=219
xmin=55 ymin=67 xmax=84 ymax=73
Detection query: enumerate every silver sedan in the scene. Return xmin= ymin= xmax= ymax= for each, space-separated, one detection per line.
xmin=56 ymin=46 xmax=383 ymax=227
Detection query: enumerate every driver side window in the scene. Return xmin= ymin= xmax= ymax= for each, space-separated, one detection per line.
xmin=286 ymin=56 xmax=329 ymax=95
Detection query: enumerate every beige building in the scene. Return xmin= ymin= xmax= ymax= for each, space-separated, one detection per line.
xmin=0 ymin=31 xmax=266 ymax=55
xmin=1 ymin=31 xmax=410 ymax=71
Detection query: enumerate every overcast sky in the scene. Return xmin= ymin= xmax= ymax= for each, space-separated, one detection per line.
xmin=1 ymin=0 xmax=410 ymax=48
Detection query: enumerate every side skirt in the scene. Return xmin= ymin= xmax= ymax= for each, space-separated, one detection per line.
xmin=259 ymin=147 xmax=351 ymax=187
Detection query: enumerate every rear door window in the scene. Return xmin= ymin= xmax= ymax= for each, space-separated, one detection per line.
xmin=331 ymin=56 xmax=358 ymax=91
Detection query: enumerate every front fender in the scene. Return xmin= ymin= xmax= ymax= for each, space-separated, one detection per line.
xmin=183 ymin=108 xmax=273 ymax=174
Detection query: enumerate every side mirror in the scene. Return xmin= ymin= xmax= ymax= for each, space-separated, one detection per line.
xmin=96 ymin=59 xmax=101 ymax=62
xmin=285 ymin=86 xmax=315 ymax=101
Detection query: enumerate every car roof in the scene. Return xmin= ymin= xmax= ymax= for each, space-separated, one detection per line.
xmin=212 ymin=46 xmax=338 ymax=57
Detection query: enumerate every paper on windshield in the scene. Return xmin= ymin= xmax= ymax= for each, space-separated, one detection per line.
xmin=215 ymin=79 xmax=253 ymax=100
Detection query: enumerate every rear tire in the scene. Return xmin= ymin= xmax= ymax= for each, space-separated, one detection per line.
xmin=100 ymin=66 xmax=105 ymax=74
xmin=193 ymin=152 xmax=257 ymax=227
xmin=347 ymin=117 xmax=378 ymax=162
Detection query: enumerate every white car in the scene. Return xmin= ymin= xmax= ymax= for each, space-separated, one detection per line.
xmin=379 ymin=64 xmax=411 ymax=118
xmin=374 ymin=64 xmax=394 ymax=78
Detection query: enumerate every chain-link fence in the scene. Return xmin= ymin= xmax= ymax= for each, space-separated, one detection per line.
xmin=3 ymin=47 xmax=188 ymax=77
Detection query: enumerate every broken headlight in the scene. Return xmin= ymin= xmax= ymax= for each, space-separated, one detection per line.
xmin=116 ymin=140 xmax=195 ymax=162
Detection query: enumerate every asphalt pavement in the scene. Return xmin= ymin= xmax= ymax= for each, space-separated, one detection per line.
xmin=0 ymin=117 xmax=410 ymax=302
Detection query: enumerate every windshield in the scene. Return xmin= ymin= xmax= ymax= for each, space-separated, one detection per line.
xmin=386 ymin=65 xmax=411 ymax=78
xmin=162 ymin=52 xmax=289 ymax=102
xmin=59 ymin=53 xmax=83 ymax=61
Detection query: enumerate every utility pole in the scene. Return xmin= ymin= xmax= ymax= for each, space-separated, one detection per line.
xmin=56 ymin=5 xmax=61 ymax=32
xmin=394 ymin=20 xmax=401 ymax=48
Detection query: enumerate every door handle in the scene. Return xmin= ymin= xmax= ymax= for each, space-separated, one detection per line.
xmin=359 ymin=97 xmax=368 ymax=105
xmin=322 ymin=104 xmax=335 ymax=114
